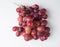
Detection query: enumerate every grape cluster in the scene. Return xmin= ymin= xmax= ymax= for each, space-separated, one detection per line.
xmin=12 ymin=4 xmax=50 ymax=41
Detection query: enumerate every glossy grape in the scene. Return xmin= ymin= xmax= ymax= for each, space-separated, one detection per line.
xmin=12 ymin=4 xmax=50 ymax=41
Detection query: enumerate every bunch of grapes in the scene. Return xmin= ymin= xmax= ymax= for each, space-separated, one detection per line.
xmin=12 ymin=4 xmax=50 ymax=41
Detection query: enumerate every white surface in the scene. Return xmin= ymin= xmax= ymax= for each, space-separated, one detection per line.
xmin=0 ymin=0 xmax=60 ymax=47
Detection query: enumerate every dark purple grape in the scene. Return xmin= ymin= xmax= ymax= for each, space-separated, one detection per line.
xmin=34 ymin=13 xmax=39 ymax=18
xmin=26 ymin=8 xmax=30 ymax=14
xmin=30 ymin=12 xmax=34 ymax=16
xmin=45 ymin=27 xmax=50 ymax=33
xmin=22 ymin=21 xmax=27 ymax=27
xmin=30 ymin=12 xmax=34 ymax=18
xmin=41 ymin=8 xmax=46 ymax=13
xmin=28 ymin=7 xmax=33 ymax=12
xmin=39 ymin=31 xmax=46 ymax=37
xmin=40 ymin=36 xmax=47 ymax=41
xmin=44 ymin=33 xmax=50 ymax=37
xmin=32 ymin=4 xmax=39 ymax=9
xmin=41 ymin=20 xmax=47 ymax=26
xmin=42 ymin=14 xmax=48 ymax=19
xmin=40 ymin=31 xmax=50 ymax=39
xmin=22 ymin=9 xmax=27 ymax=14
xmin=18 ymin=27 xmax=24 ymax=32
xmin=41 ymin=12 xmax=45 ymax=16
xmin=33 ymin=9 xmax=39 ymax=13
xmin=33 ymin=17 xmax=41 ymax=21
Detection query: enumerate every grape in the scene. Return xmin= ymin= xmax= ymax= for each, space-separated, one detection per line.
xmin=33 ymin=9 xmax=39 ymax=13
xmin=41 ymin=20 xmax=47 ymax=26
xmin=12 ymin=26 xmax=19 ymax=31
xmin=12 ymin=4 xmax=50 ymax=41
xmin=30 ymin=12 xmax=34 ymax=17
xmin=45 ymin=27 xmax=50 ymax=33
xmin=37 ymin=26 xmax=45 ymax=32
xmin=34 ymin=13 xmax=39 ymax=18
xmin=16 ymin=31 xmax=21 ymax=37
xmin=25 ymin=26 xmax=31 ymax=34
xmin=38 ymin=10 xmax=41 ymax=16
xmin=22 ymin=21 xmax=27 ymax=27
xmin=26 ymin=8 xmax=30 ymax=14
xmin=33 ymin=17 xmax=41 ymax=21
xmin=16 ymin=7 xmax=21 ymax=13
xmin=18 ymin=27 xmax=24 ymax=32
xmin=41 ymin=8 xmax=46 ymax=13
xmin=28 ymin=7 xmax=33 ymax=12
xmin=17 ymin=16 xmax=23 ymax=24
xmin=19 ymin=13 xmax=26 ymax=17
xmin=42 ymin=14 xmax=48 ymax=19
xmin=32 ymin=4 xmax=39 ymax=9
xmin=31 ymin=29 xmax=38 ymax=40
xmin=24 ymin=34 xmax=32 ymax=41
xmin=40 ymin=36 xmax=47 ymax=41
xmin=22 ymin=9 xmax=27 ymax=14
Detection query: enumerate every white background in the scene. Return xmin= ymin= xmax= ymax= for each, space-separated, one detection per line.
xmin=0 ymin=0 xmax=60 ymax=47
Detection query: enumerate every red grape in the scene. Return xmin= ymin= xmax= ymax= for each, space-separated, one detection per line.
xmin=26 ymin=17 xmax=33 ymax=22
xmin=16 ymin=7 xmax=21 ymax=13
xmin=31 ymin=29 xmax=38 ymax=40
xmin=21 ymin=31 xmax=26 ymax=36
xmin=27 ymin=22 xmax=33 ymax=27
xmin=25 ymin=26 xmax=31 ymax=34
xmin=40 ymin=36 xmax=47 ymax=41
xmin=38 ymin=10 xmax=41 ymax=16
xmin=42 ymin=14 xmax=48 ymax=19
xmin=24 ymin=34 xmax=32 ymax=41
xmin=22 ymin=21 xmax=27 ymax=27
xmin=22 ymin=9 xmax=27 ymax=14
xmin=12 ymin=4 xmax=50 ymax=41
xmin=33 ymin=9 xmax=39 ymax=13
xmin=16 ymin=31 xmax=21 ymax=37
xmin=28 ymin=7 xmax=33 ymax=12
xmin=41 ymin=8 xmax=46 ymax=13
xmin=17 ymin=16 xmax=23 ymax=24
xmin=45 ymin=27 xmax=50 ymax=33
xmin=12 ymin=26 xmax=19 ymax=31
xmin=37 ymin=26 xmax=45 ymax=32
xmin=19 ymin=13 xmax=26 ymax=17
xmin=41 ymin=20 xmax=47 ymax=26
xmin=18 ymin=27 xmax=24 ymax=32
xmin=32 ymin=4 xmax=39 ymax=9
